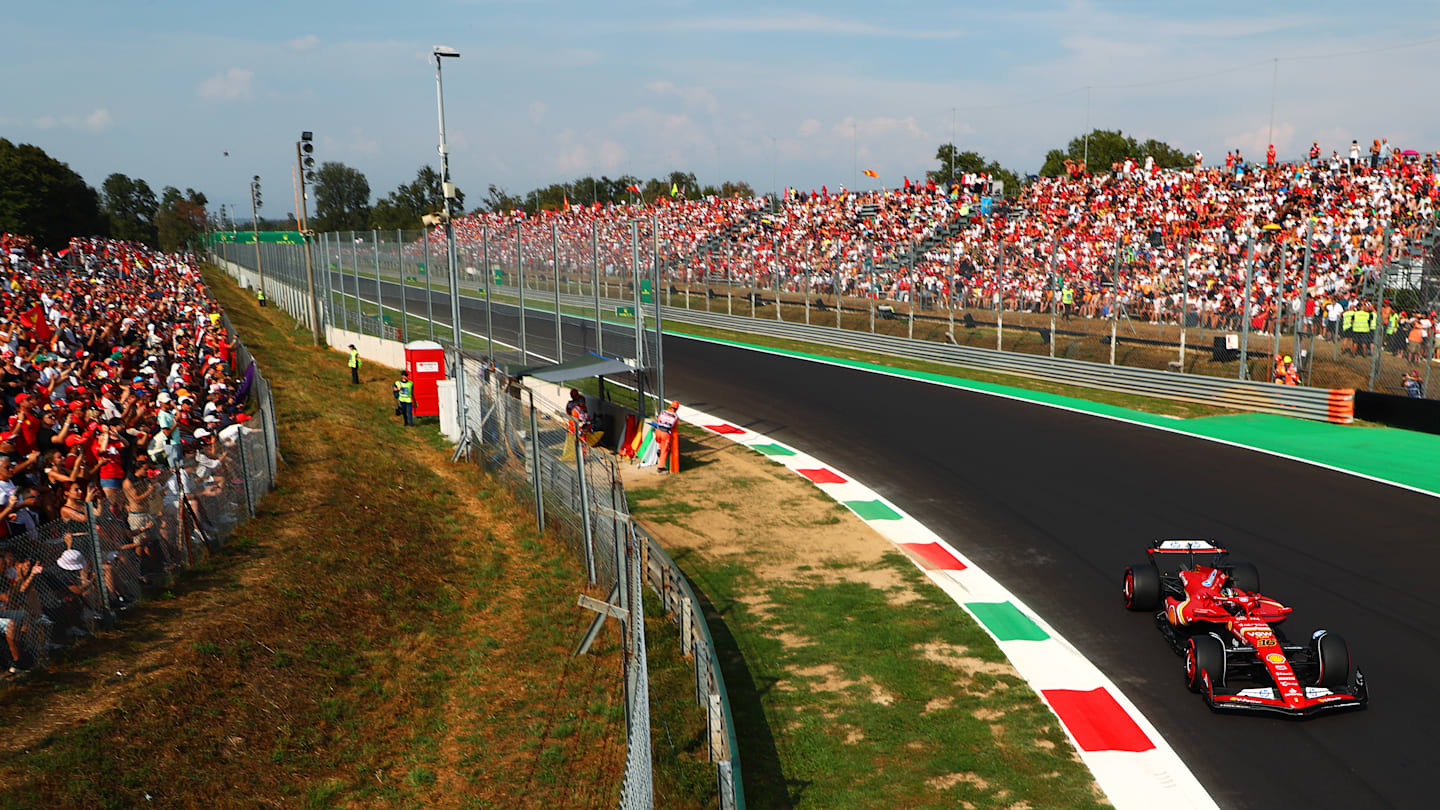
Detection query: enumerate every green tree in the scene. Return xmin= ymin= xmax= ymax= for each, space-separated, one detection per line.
xmin=1039 ymin=129 xmax=1189 ymax=177
xmin=312 ymin=162 xmax=371 ymax=232
xmin=930 ymin=145 xmax=1021 ymax=196
xmin=154 ymin=187 xmax=209 ymax=252
xmin=101 ymin=173 xmax=158 ymax=245
xmin=718 ymin=180 xmax=755 ymax=198
xmin=369 ymin=166 xmax=464 ymax=231
xmin=0 ymin=138 xmax=106 ymax=249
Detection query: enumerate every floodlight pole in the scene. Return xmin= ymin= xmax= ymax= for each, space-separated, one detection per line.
xmin=435 ymin=46 xmax=465 ymax=440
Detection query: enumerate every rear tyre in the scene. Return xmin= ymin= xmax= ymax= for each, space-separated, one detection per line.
xmin=1227 ymin=562 xmax=1260 ymax=593
xmin=1123 ymin=563 xmax=1161 ymax=611
xmin=1185 ymin=634 xmax=1227 ymax=694
xmin=1312 ymin=631 xmax=1350 ymax=689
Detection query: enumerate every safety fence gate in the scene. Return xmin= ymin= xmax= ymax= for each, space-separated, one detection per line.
xmin=449 ymin=348 xmax=743 ymax=810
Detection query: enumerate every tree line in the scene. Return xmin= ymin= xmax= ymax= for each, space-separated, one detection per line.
xmin=0 ymin=138 xmax=209 ymax=251
xmin=308 ymin=164 xmax=760 ymax=233
xmin=1 ymin=128 xmax=1192 ymax=249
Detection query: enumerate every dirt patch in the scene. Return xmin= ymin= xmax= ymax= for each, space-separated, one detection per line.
xmin=929 ymin=772 xmax=992 ymax=791
xmin=924 ymin=696 xmax=954 ymax=714
xmin=917 ymin=642 xmax=1016 ymax=678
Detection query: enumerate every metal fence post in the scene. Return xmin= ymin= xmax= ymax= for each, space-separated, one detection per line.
xmin=483 ymin=225 xmax=494 ymax=360
xmin=373 ymin=228 xmax=384 ymax=330
xmin=1295 ymin=219 xmax=1313 ymax=365
xmin=397 ymin=229 xmax=408 ymax=338
xmin=995 ymin=241 xmax=1004 ymax=351
xmin=1368 ymin=227 xmax=1392 ymax=392
xmin=575 ymin=441 xmax=596 ymax=585
xmin=517 ymin=220 xmax=527 ymax=363
xmin=236 ymin=426 xmax=255 ymax=517
xmin=592 ymin=222 xmax=603 ymax=356
xmin=1180 ymin=241 xmax=1190 ymax=370
xmin=1110 ymin=239 xmax=1121 ymax=366
xmin=553 ymin=222 xmax=563 ymax=361
xmin=1272 ymin=243 xmax=1285 ymax=362
xmin=351 ymin=230 xmax=362 ymax=332
xmin=424 ymin=227 xmax=435 ymax=341
xmin=528 ymin=390 xmax=544 ymax=531
xmin=1240 ymin=236 xmax=1255 ymax=379
xmin=85 ymin=501 xmax=112 ymax=620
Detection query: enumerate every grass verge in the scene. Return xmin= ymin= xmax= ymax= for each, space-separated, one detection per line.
xmin=0 ymin=266 xmax=633 ymax=809
xmin=623 ymin=430 xmax=1107 ymax=809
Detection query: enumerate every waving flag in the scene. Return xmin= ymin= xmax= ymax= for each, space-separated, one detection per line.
xmin=18 ymin=304 xmax=52 ymax=342
xmin=863 ymin=170 xmax=879 ymax=178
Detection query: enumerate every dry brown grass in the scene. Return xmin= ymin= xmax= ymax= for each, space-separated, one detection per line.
xmin=0 ymin=268 xmax=627 ymax=810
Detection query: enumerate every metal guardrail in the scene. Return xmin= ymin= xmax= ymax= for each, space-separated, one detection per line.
xmin=654 ymin=307 xmax=1354 ymax=423
xmin=490 ymin=284 xmax=1356 ymax=424
xmin=635 ymin=523 xmax=743 ymax=810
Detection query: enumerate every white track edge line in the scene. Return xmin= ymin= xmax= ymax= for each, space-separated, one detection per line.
xmin=678 ymin=402 xmax=1220 ymax=810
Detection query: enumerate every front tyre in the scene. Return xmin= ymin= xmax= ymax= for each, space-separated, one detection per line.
xmin=1123 ymin=563 xmax=1161 ymax=611
xmin=1311 ymin=631 xmax=1351 ymax=689
xmin=1185 ymin=634 xmax=1227 ymax=694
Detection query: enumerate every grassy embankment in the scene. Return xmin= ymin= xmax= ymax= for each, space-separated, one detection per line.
xmin=0 ymin=266 xmax=716 ymax=809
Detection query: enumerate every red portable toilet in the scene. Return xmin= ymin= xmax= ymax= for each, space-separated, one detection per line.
xmin=404 ymin=340 xmax=446 ymax=417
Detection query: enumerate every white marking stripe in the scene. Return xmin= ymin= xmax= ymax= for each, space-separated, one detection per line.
xmin=680 ymin=404 xmax=1219 ymax=810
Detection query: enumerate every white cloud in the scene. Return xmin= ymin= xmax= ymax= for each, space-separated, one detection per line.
xmin=84 ymin=108 xmax=113 ymax=132
xmin=597 ymin=140 xmax=627 ymax=172
xmin=199 ymin=68 xmax=255 ymax=101
xmin=287 ymin=34 xmax=319 ymax=51
xmin=650 ymin=13 xmax=964 ymax=40
xmin=798 ymin=119 xmax=822 ymax=137
xmin=645 ymin=80 xmax=719 ymax=114
xmin=529 ymin=100 xmax=548 ymax=126
xmin=30 ymin=108 xmax=112 ymax=132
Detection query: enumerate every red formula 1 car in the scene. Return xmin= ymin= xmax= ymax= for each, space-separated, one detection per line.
xmin=1122 ymin=539 xmax=1367 ymax=717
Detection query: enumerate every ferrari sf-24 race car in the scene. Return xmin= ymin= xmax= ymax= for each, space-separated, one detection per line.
xmin=1122 ymin=539 xmax=1367 ymax=717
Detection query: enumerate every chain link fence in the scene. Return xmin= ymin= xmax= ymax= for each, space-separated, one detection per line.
xmin=450 ymin=347 xmax=742 ymax=810
xmin=2 ymin=322 xmax=278 ymax=675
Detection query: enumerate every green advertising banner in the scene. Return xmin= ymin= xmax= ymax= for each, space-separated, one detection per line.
xmin=639 ymin=279 xmax=653 ymax=304
xmin=616 ymin=306 xmax=635 ymax=319
xmin=210 ymin=231 xmax=305 ymax=245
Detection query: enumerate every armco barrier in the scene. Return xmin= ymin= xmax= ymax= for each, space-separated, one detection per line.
xmin=481 ymin=284 xmax=1358 ymax=424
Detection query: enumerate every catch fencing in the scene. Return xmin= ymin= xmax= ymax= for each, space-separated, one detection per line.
xmin=450 ymin=349 xmax=742 ymax=810
xmin=216 ymin=224 xmax=1435 ymax=414
xmin=2 ymin=320 xmax=278 ymax=675
xmin=209 ymin=246 xmax=741 ymax=809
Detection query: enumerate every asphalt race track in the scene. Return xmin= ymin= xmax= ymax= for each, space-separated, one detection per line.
xmin=354 ymin=275 xmax=1438 ymax=810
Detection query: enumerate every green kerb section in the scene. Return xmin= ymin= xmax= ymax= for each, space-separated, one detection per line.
xmin=966 ymin=601 xmax=1050 ymax=642
xmin=843 ymin=500 xmax=903 ymax=520
xmin=749 ymin=443 xmax=796 ymax=456
xmin=668 ymin=329 xmax=1440 ymax=497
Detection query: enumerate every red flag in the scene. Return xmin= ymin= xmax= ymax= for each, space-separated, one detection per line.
xmin=626 ymin=184 xmax=641 ymax=194
xmin=863 ymin=169 xmax=879 ymax=178
xmin=562 ymin=194 xmax=569 ymax=212
xmin=18 ymin=304 xmax=52 ymax=343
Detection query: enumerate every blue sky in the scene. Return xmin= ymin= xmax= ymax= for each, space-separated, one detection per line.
xmin=3 ymin=1 xmax=1438 ymax=221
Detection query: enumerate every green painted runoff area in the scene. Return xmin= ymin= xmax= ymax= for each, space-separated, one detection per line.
xmin=671 ymin=330 xmax=1440 ymax=497
xmin=965 ymin=602 xmax=1051 ymax=642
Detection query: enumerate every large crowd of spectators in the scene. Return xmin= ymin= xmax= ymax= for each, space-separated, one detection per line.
xmin=0 ymin=235 xmax=253 ymax=672
xmin=381 ymin=139 xmax=1439 ymax=367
